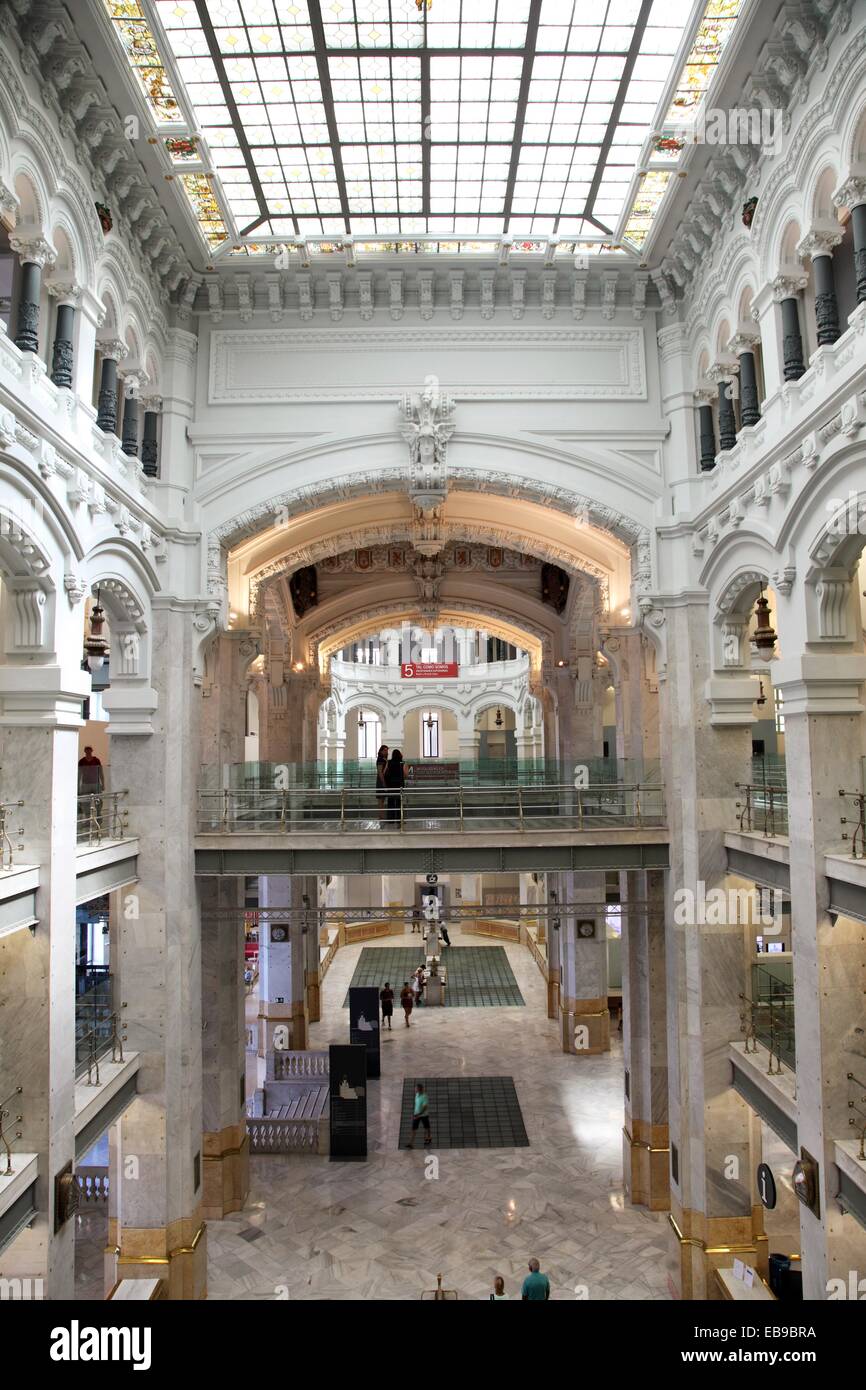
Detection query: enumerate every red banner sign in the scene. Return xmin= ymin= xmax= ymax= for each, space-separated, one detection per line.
xmin=400 ymin=662 xmax=459 ymax=678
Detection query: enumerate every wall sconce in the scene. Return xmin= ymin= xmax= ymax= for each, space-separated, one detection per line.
xmin=495 ymin=706 xmax=503 ymax=727
xmin=83 ymin=591 xmax=109 ymax=672
xmin=756 ymin=679 xmax=767 ymax=707
xmin=753 ymin=589 xmax=777 ymax=654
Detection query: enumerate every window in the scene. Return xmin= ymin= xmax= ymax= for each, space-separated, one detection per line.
xmin=774 ymin=690 xmax=785 ymax=734
xmin=357 ymin=710 xmax=381 ymax=760
xmin=421 ymin=710 xmax=440 ymax=758
xmin=421 ymin=646 xmax=437 ymax=663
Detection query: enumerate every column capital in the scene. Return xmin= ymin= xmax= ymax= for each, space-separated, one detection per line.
xmin=692 ymin=386 xmax=715 ymax=405
xmin=772 ymin=271 xmax=808 ymax=301
xmin=832 ymin=173 xmax=866 ymax=213
xmin=797 ymin=225 xmax=844 ymax=261
xmin=9 ymin=233 xmax=56 ymax=268
xmin=119 ymin=369 xmax=144 ymax=398
xmin=46 ymin=280 xmax=83 ymax=306
xmin=141 ymin=394 xmax=163 ymax=414
xmin=98 ymin=337 xmax=128 ymax=363
xmin=771 ymin=653 xmax=866 ymax=716
xmin=728 ymin=330 xmax=759 ymax=355
xmin=707 ymin=357 xmax=739 ymax=383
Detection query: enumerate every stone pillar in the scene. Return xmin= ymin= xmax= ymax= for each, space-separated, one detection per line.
xmin=729 ymin=330 xmax=761 ymax=428
xmin=695 ymin=391 xmax=716 ymax=471
xmin=141 ymin=397 xmax=161 ymax=477
xmin=95 ymin=339 xmax=127 ymax=434
xmin=558 ymin=870 xmax=609 ymax=1055
xmin=621 ymin=869 xmax=669 ymax=1211
xmin=832 ymin=175 xmax=866 ymax=306
xmin=0 ymin=672 xmax=88 ymax=1298
xmin=120 ymin=375 xmax=141 ymax=458
xmin=607 ymin=630 xmax=659 ymax=764
xmin=9 ymin=235 xmax=54 ymax=354
xmin=773 ymin=653 xmax=866 ymax=1299
xmin=715 ymin=375 xmax=737 ymax=452
xmin=199 ymin=877 xmax=248 ymax=1222
xmin=110 ymin=603 xmax=207 ymax=1299
xmin=46 ymin=284 xmax=81 ymax=389
xmin=660 ymin=601 xmax=757 ymax=1299
xmin=800 ymin=227 xmax=844 ymax=348
xmin=546 ymin=882 xmax=561 ymax=1020
xmin=300 ymin=876 xmax=321 ymax=1023
xmin=774 ymin=274 xmax=808 ymax=381
xmin=258 ymin=876 xmax=307 ymax=1072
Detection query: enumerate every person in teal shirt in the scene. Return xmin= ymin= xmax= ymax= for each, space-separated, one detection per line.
xmin=521 ymin=1259 xmax=551 ymax=1300
xmin=407 ymin=1082 xmax=431 ymax=1148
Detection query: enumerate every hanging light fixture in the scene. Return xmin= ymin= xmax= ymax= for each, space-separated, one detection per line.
xmin=753 ymin=588 xmax=777 ymax=654
xmin=756 ymin=679 xmax=767 ymax=707
xmin=495 ymin=706 xmax=503 ymax=727
xmin=425 ymin=711 xmax=435 ymax=730
xmin=83 ymin=590 xmax=109 ymax=672
xmin=357 ymin=711 xmax=366 ymax=729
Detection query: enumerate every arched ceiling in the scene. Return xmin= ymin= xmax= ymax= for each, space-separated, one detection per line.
xmin=226 ymin=488 xmax=632 ymax=626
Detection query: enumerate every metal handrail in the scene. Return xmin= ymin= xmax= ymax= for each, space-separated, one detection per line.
xmin=735 ymin=782 xmax=788 ymax=838
xmin=847 ymin=1071 xmax=866 ymax=1159
xmin=0 ymin=1086 xmax=23 ymax=1176
xmin=76 ymin=790 xmax=129 ymax=846
xmin=0 ymin=800 xmax=24 ymax=870
xmin=739 ymin=991 xmax=794 ymax=1074
xmin=839 ymin=788 xmax=866 ymax=859
xmin=196 ymin=781 xmax=666 ymax=834
xmin=78 ymin=1011 xmax=126 ymax=1086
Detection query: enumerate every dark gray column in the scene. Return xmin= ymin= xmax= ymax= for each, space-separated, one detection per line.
xmin=121 ymin=388 xmax=139 ymax=458
xmin=811 ymin=254 xmax=840 ymax=346
xmin=717 ymin=380 xmax=737 ymax=452
xmin=95 ymin=340 xmax=126 ymax=434
xmin=50 ymin=301 xmax=75 ymax=388
xmin=13 ymin=259 xmax=42 ymax=354
xmin=779 ymin=295 xmax=805 ymax=380
xmin=854 ymin=203 xmax=866 ymax=305
xmin=696 ymin=397 xmax=716 ymax=472
xmin=737 ymin=351 xmax=760 ymax=426
xmin=141 ymin=401 xmax=160 ymax=477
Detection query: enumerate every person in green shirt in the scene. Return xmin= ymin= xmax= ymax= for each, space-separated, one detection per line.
xmin=521 ymin=1259 xmax=551 ymax=1300
xmin=406 ymin=1082 xmax=431 ymax=1148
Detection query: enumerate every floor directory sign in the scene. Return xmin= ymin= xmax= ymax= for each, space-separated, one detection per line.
xmin=349 ymin=986 xmax=381 ymax=1079
xmin=329 ymin=1044 xmax=367 ymax=1160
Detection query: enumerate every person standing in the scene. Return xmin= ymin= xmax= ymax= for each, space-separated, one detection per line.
xmin=521 ymin=1258 xmax=551 ymax=1300
xmin=375 ymin=744 xmax=389 ymax=819
xmin=412 ymin=965 xmax=426 ymax=1007
xmin=406 ymin=1081 xmax=431 ymax=1148
xmin=77 ymin=745 xmax=104 ymax=796
xmin=400 ymin=980 xmax=414 ymax=1027
xmin=489 ymin=1276 xmax=508 ymax=1300
xmin=384 ymin=748 xmax=405 ymax=823
xmin=380 ymin=980 xmax=394 ymax=1029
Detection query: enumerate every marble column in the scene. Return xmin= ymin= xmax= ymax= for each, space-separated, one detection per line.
xmin=200 ymin=877 xmax=249 ymax=1222
xmin=800 ymin=228 xmax=844 ymax=347
xmin=694 ymin=390 xmax=716 ymax=471
xmin=608 ymin=630 xmax=659 ymax=764
xmin=772 ymin=653 xmax=866 ymax=1299
xmin=9 ymin=235 xmax=54 ymax=355
xmin=660 ymin=601 xmax=757 ymax=1298
xmin=109 ymin=603 xmax=207 ymax=1299
xmin=140 ymin=397 xmax=161 ymax=478
xmin=621 ymin=869 xmax=669 ymax=1211
xmin=774 ymin=275 xmax=808 ymax=381
xmin=832 ymin=176 xmax=866 ymax=306
xmin=120 ymin=377 xmax=141 ymax=458
xmin=729 ymin=331 xmax=761 ymax=428
xmin=300 ymin=876 xmax=321 ymax=1023
xmin=716 ymin=377 xmax=737 ymax=452
xmin=0 ymin=675 xmax=86 ymax=1298
xmin=258 ymin=876 xmax=307 ymax=1073
xmin=95 ymin=339 xmax=127 ymax=435
xmin=558 ymin=870 xmax=609 ymax=1055
xmin=46 ymin=283 xmax=81 ymax=389
xmin=199 ymin=633 xmax=255 ymax=771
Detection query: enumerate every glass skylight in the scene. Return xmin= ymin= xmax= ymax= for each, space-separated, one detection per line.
xmin=106 ymin=0 xmax=745 ymax=254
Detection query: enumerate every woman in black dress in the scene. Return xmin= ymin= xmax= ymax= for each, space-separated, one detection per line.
xmin=375 ymin=744 xmax=389 ymax=819
xmin=384 ymin=748 xmax=405 ymax=823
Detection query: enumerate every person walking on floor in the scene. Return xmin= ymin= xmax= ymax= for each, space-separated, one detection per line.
xmin=400 ymin=980 xmax=414 ymax=1027
xmin=380 ymin=981 xmax=394 ymax=1029
xmin=406 ymin=1082 xmax=431 ymax=1148
xmin=521 ymin=1258 xmax=551 ymax=1300
xmin=384 ymin=748 xmax=405 ymax=823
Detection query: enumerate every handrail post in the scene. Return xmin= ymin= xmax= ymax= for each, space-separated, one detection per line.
xmin=517 ymin=786 xmax=524 ymax=830
xmin=577 ymin=787 xmax=583 ymax=830
xmin=340 ymin=786 xmax=346 ymax=831
xmin=400 ymin=788 xmax=404 ymax=832
xmin=458 ymin=786 xmax=464 ymax=831
xmin=222 ymin=787 xmax=229 ymax=831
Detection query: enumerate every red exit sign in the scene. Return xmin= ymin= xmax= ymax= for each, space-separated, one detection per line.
xmin=400 ymin=662 xmax=459 ymax=678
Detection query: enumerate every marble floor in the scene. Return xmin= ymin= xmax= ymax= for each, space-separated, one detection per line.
xmin=211 ymin=929 xmax=675 ymax=1301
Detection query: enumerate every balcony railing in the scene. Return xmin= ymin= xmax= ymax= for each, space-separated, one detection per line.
xmin=0 ymin=799 xmax=24 ymax=870
xmin=76 ymin=789 xmax=129 ymax=846
xmin=0 ymin=1086 xmax=23 ymax=1176
xmin=839 ymin=788 xmax=866 ymax=859
xmin=847 ymin=1070 xmax=866 ymax=1160
xmin=739 ymin=966 xmax=795 ymax=1072
xmin=199 ymin=756 xmax=661 ymax=792
xmin=75 ymin=1009 xmax=126 ymax=1084
xmin=735 ymin=782 xmax=788 ymax=838
xmin=198 ymin=779 xmax=666 ymax=835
